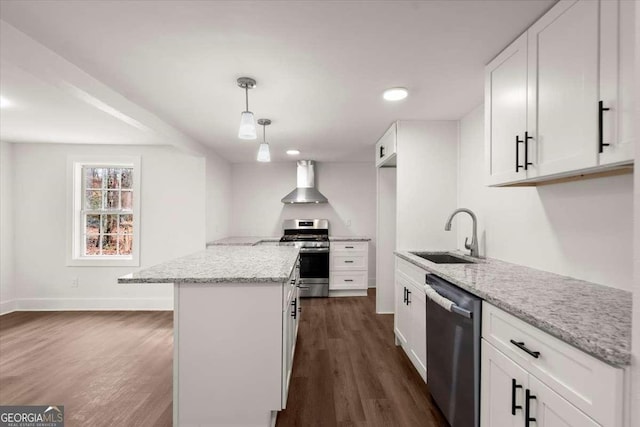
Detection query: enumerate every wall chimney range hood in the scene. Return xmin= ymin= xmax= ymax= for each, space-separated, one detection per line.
xmin=281 ymin=160 xmax=328 ymax=204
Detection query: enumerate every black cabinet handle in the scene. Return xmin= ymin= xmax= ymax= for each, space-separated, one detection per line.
xmin=403 ymin=287 xmax=407 ymax=304
xmin=344 ymin=260 xmax=354 ymax=263
xmin=344 ymin=279 xmax=353 ymax=282
xmin=599 ymin=100 xmax=611 ymax=153
xmin=292 ymin=298 xmax=297 ymax=319
xmin=510 ymin=339 xmax=540 ymax=358
xmin=516 ymin=135 xmax=524 ymax=172
xmin=345 ymin=246 xmax=354 ymax=249
xmin=511 ymin=379 xmax=523 ymax=415
xmin=524 ymin=132 xmax=533 ymax=170
xmin=525 ymin=389 xmax=537 ymax=426
xmin=380 ymin=145 xmax=385 ymax=158
xmin=406 ymin=289 xmax=411 ymax=305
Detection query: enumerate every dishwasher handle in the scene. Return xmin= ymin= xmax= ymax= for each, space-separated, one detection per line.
xmin=424 ymin=283 xmax=473 ymax=319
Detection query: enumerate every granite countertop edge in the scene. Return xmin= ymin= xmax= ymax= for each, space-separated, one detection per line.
xmin=394 ymin=250 xmax=631 ymax=367
xmin=118 ymin=276 xmax=288 ymax=284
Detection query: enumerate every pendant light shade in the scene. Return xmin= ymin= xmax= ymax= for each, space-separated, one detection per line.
xmin=237 ymin=77 xmax=257 ymax=140
xmin=257 ymin=118 xmax=272 ymax=162
xmin=239 ymin=111 xmax=257 ymax=139
xmin=257 ymin=143 xmax=271 ymax=162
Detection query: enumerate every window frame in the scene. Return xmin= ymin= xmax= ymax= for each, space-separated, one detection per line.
xmin=67 ymin=156 xmax=141 ymax=267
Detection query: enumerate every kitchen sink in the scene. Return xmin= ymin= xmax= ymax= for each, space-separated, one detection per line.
xmin=409 ymin=252 xmax=476 ymax=264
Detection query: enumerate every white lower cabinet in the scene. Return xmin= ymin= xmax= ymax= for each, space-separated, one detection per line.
xmin=330 ymin=241 xmax=369 ymax=295
xmin=394 ymin=257 xmax=427 ymax=381
xmin=481 ymin=302 xmax=624 ymax=427
xmin=281 ymin=273 xmax=299 ymax=408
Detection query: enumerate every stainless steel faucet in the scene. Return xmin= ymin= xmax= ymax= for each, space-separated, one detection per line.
xmin=445 ymin=208 xmax=479 ymax=258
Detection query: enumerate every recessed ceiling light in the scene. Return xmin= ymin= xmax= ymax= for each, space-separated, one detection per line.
xmin=286 ymin=150 xmax=300 ymax=156
xmin=383 ymin=87 xmax=408 ymax=101
xmin=0 ymin=96 xmax=12 ymax=108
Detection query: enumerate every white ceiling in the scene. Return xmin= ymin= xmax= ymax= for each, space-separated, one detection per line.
xmin=0 ymin=0 xmax=555 ymax=162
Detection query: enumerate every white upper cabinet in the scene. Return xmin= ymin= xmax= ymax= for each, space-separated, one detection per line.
xmin=599 ymin=0 xmax=635 ymax=166
xmin=375 ymin=122 xmax=397 ymax=167
xmin=485 ymin=32 xmax=529 ymax=185
xmin=527 ymin=0 xmax=600 ymax=178
xmin=485 ymin=0 xmax=634 ymax=186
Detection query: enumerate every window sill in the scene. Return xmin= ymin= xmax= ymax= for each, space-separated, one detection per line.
xmin=67 ymin=257 xmax=140 ymax=267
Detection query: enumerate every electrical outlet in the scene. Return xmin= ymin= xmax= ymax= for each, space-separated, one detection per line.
xmin=71 ymin=277 xmax=79 ymax=288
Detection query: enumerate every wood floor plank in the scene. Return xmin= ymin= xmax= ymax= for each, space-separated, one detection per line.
xmin=277 ymin=289 xmax=448 ymax=427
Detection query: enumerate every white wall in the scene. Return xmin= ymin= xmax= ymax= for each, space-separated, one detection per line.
xmin=396 ymin=121 xmax=459 ymax=251
xmin=457 ymin=105 xmax=634 ymax=291
xmin=0 ymin=142 xmax=15 ymax=314
xmin=229 ymin=161 xmax=377 ymax=285
xmin=10 ymin=143 xmax=207 ymax=311
xmin=204 ymin=147 xmax=231 ymax=242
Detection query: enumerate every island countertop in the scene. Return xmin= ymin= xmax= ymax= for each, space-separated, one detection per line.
xmin=206 ymin=236 xmax=371 ymax=247
xmin=118 ymin=246 xmax=300 ymax=284
xmin=395 ymin=250 xmax=632 ymax=367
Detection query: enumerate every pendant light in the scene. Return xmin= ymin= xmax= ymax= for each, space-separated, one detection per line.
xmin=237 ymin=77 xmax=257 ymax=139
xmin=257 ymin=118 xmax=271 ymax=162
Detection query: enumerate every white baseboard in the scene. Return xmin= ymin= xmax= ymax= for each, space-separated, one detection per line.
xmin=376 ymin=311 xmax=395 ymax=315
xmin=368 ymin=278 xmax=376 ymax=288
xmin=11 ymin=297 xmax=173 ymax=311
xmin=0 ymin=299 xmax=17 ymax=315
xmin=329 ymin=290 xmax=368 ymax=297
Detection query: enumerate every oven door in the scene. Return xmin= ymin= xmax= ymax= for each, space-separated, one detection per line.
xmin=298 ymin=248 xmax=329 ymax=280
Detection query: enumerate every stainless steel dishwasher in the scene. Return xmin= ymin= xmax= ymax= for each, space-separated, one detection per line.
xmin=425 ymin=273 xmax=481 ymax=427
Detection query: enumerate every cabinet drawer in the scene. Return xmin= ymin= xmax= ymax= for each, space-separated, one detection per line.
xmin=482 ymin=302 xmax=623 ymax=427
xmin=330 ymin=271 xmax=367 ymax=290
xmin=396 ymin=257 xmax=427 ymax=288
xmin=331 ymin=241 xmax=368 ymax=252
xmin=330 ymin=254 xmax=367 ymax=270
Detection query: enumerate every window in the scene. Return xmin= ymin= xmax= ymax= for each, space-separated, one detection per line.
xmin=68 ymin=157 xmax=140 ymax=266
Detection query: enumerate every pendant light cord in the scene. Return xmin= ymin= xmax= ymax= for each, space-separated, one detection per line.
xmin=262 ymin=122 xmax=266 ymax=143
xmin=245 ymin=86 xmax=249 ymax=112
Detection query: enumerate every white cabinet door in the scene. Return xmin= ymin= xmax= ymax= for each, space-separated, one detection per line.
xmin=527 ymin=0 xmax=600 ymax=178
xmin=375 ymin=122 xmax=397 ymax=167
xmin=481 ymin=340 xmax=529 ymax=427
xmin=394 ymin=276 xmax=409 ymax=346
xmin=408 ymin=285 xmax=427 ymax=381
xmin=599 ymin=0 xmax=635 ymax=166
xmin=485 ymin=32 xmax=529 ymax=186
xmin=529 ymin=376 xmax=599 ymax=427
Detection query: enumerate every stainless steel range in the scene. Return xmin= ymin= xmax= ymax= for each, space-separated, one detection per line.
xmin=279 ymin=219 xmax=329 ymax=297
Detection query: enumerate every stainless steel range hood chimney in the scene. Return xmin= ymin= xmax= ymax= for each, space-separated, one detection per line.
xmin=281 ymin=160 xmax=328 ymax=204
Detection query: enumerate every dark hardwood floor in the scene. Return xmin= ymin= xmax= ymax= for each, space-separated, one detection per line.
xmin=0 ymin=311 xmax=173 ymax=427
xmin=0 ymin=290 xmax=447 ymax=426
xmin=277 ymin=289 xmax=447 ymax=427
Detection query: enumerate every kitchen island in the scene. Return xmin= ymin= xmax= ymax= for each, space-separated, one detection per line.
xmin=119 ymin=246 xmax=301 ymax=427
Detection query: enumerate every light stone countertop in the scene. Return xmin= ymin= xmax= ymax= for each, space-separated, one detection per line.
xmin=119 ymin=246 xmax=300 ymax=284
xmin=207 ymin=236 xmax=371 ymax=246
xmin=330 ymin=237 xmax=371 ymax=241
xmin=395 ymin=250 xmax=632 ymax=367
xmin=207 ymin=236 xmax=281 ymax=246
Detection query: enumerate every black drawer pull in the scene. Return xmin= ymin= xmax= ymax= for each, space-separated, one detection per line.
xmin=524 ymin=132 xmax=533 ymax=170
xmin=510 ymin=339 xmax=540 ymax=358
xmin=380 ymin=145 xmax=385 ymax=158
xmin=403 ymin=287 xmax=407 ymax=304
xmin=406 ymin=289 xmax=411 ymax=305
xmin=345 ymin=246 xmax=354 ymax=249
xmin=291 ymin=299 xmax=297 ymax=320
xmin=516 ymin=135 xmax=524 ymax=172
xmin=344 ymin=260 xmax=354 ymax=263
xmin=344 ymin=279 xmax=353 ymax=282
xmin=525 ymin=389 xmax=537 ymax=426
xmin=599 ymin=100 xmax=611 ymax=153
xmin=511 ymin=379 xmax=522 ymax=415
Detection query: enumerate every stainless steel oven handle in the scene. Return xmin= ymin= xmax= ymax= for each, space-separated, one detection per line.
xmin=299 ymin=248 xmax=329 ymax=253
